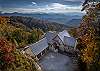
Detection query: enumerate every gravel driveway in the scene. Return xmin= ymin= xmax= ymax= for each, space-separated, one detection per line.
xmin=39 ymin=52 xmax=76 ymax=71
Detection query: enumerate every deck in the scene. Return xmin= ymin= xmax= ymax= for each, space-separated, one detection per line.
xmin=39 ymin=51 xmax=79 ymax=71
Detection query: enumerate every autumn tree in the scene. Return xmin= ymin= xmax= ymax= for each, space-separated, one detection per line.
xmin=77 ymin=2 xmax=100 ymax=71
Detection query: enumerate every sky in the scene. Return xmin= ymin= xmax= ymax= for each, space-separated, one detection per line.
xmin=0 ymin=0 xmax=85 ymax=14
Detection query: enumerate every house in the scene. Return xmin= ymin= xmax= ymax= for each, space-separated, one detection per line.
xmin=44 ymin=30 xmax=69 ymax=51
xmin=53 ymin=30 xmax=77 ymax=51
xmin=45 ymin=30 xmax=77 ymax=52
xmin=23 ymin=30 xmax=78 ymax=59
xmin=23 ymin=37 xmax=49 ymax=59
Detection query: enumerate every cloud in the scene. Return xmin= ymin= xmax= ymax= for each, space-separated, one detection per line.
xmin=1 ymin=3 xmax=83 ymax=14
xmin=32 ymin=2 xmax=37 ymax=5
xmin=28 ymin=2 xmax=37 ymax=6
xmin=41 ymin=3 xmax=82 ymax=13
xmin=46 ymin=3 xmax=66 ymax=10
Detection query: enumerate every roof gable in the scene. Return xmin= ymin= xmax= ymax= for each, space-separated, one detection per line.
xmin=45 ymin=31 xmax=57 ymax=44
xmin=58 ymin=30 xmax=71 ymax=42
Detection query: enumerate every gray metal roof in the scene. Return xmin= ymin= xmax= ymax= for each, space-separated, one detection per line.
xmin=45 ymin=31 xmax=57 ymax=44
xmin=64 ymin=36 xmax=77 ymax=47
xmin=29 ymin=38 xmax=48 ymax=55
xmin=58 ymin=30 xmax=71 ymax=42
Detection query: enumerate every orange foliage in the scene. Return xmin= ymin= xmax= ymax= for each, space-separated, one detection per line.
xmin=77 ymin=2 xmax=100 ymax=71
xmin=0 ymin=37 xmax=15 ymax=64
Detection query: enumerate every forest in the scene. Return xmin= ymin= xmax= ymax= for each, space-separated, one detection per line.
xmin=0 ymin=16 xmax=44 ymax=71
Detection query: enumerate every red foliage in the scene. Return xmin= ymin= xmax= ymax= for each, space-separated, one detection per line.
xmin=3 ymin=53 xmax=15 ymax=64
xmin=0 ymin=37 xmax=15 ymax=53
xmin=1 ymin=44 xmax=15 ymax=53
xmin=0 ymin=37 xmax=15 ymax=64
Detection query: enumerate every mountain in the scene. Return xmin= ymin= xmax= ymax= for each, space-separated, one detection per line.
xmin=10 ymin=16 xmax=70 ymax=32
xmin=66 ymin=19 xmax=81 ymax=27
xmin=0 ymin=12 xmax=84 ymax=27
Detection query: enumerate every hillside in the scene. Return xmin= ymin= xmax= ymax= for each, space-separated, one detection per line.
xmin=10 ymin=16 xmax=70 ymax=32
xmin=0 ymin=16 xmax=42 ymax=71
xmin=0 ymin=16 xmax=44 ymax=48
xmin=66 ymin=19 xmax=81 ymax=27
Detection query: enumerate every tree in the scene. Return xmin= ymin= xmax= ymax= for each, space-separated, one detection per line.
xmin=77 ymin=2 xmax=100 ymax=71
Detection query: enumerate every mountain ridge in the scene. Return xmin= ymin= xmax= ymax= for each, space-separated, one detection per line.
xmin=9 ymin=16 xmax=71 ymax=32
xmin=0 ymin=12 xmax=84 ymax=27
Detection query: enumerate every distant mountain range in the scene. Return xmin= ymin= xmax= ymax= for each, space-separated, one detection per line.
xmin=9 ymin=16 xmax=70 ymax=32
xmin=0 ymin=12 xmax=84 ymax=27
xmin=66 ymin=19 xmax=82 ymax=27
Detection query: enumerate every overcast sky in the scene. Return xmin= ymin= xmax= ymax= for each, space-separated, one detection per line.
xmin=0 ymin=0 xmax=85 ymax=14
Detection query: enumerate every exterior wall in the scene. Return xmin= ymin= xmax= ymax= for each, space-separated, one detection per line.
xmin=37 ymin=53 xmax=41 ymax=59
xmin=37 ymin=48 xmax=49 ymax=60
xmin=54 ymin=36 xmax=63 ymax=45
xmin=24 ymin=48 xmax=35 ymax=57
xmin=64 ymin=46 xmax=75 ymax=53
xmin=59 ymin=44 xmax=65 ymax=51
xmin=53 ymin=36 xmax=65 ymax=51
xmin=49 ymin=44 xmax=56 ymax=52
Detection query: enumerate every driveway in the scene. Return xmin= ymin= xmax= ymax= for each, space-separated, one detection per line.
xmin=39 ymin=52 xmax=77 ymax=71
